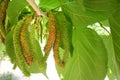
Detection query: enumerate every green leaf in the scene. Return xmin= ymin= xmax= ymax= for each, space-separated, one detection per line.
xmin=83 ymin=0 xmax=117 ymax=19
xmin=60 ymin=0 xmax=118 ymax=26
xmin=39 ymin=0 xmax=60 ymax=10
xmin=109 ymin=7 xmax=120 ymax=80
xmin=7 ymin=0 xmax=28 ymax=26
xmin=64 ymin=27 xmax=108 ymax=80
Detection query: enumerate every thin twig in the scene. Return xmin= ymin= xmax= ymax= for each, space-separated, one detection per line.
xmin=26 ymin=0 xmax=46 ymax=17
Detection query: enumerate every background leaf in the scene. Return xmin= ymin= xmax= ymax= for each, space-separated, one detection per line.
xmin=64 ymin=27 xmax=108 ymax=80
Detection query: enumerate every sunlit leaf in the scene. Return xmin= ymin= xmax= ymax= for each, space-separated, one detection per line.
xmin=64 ymin=27 xmax=108 ymax=80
